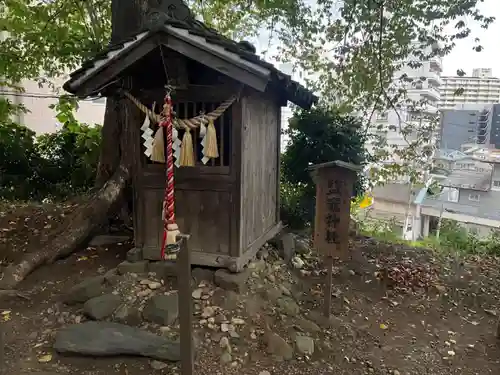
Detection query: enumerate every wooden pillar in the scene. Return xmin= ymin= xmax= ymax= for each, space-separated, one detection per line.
xmin=176 ymin=234 xmax=194 ymax=375
xmin=308 ymin=161 xmax=361 ymax=317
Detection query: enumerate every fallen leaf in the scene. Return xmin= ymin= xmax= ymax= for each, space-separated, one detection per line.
xmin=38 ymin=353 xmax=52 ymax=363
xmin=77 ymin=256 xmax=88 ymax=261
xmin=379 ymin=323 xmax=388 ymax=330
xmin=1 ymin=310 xmax=11 ymax=321
xmin=484 ymin=309 xmax=497 ymax=317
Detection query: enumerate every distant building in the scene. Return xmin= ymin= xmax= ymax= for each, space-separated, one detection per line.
xmin=440 ymin=69 xmax=500 ymax=110
xmin=477 ymin=104 xmax=500 ymax=148
xmin=439 ymin=104 xmax=500 ymax=150
xmin=439 ymin=109 xmax=480 ymax=150
xmin=472 ymin=68 xmax=493 ymax=78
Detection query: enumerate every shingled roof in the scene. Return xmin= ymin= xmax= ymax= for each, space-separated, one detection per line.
xmin=63 ymin=2 xmax=318 ymax=109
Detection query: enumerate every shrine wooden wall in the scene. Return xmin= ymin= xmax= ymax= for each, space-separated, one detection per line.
xmin=239 ymin=89 xmax=281 ymax=252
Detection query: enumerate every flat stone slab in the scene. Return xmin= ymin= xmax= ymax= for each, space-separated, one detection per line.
xmin=54 ymin=322 xmax=181 ymax=362
xmin=83 ymin=294 xmax=122 ymax=320
xmin=142 ymin=294 xmax=179 ymax=326
xmin=63 ymin=276 xmax=109 ymax=305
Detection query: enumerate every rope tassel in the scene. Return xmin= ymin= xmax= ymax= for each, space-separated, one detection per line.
xmin=179 ymin=128 xmax=195 ymax=166
xmin=204 ymin=119 xmax=219 ymax=159
xmin=151 ymin=126 xmax=165 ymax=163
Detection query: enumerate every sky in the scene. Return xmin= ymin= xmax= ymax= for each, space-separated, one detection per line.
xmin=252 ymin=0 xmax=500 ymax=79
xmin=442 ymin=0 xmax=500 ymax=77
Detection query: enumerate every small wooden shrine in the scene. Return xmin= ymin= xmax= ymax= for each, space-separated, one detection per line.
xmin=63 ymin=0 xmax=317 ymax=271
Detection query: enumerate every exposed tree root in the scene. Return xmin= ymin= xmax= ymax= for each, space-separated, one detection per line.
xmin=0 ymin=165 xmax=130 ymax=290
xmin=0 ymin=289 xmax=30 ymax=301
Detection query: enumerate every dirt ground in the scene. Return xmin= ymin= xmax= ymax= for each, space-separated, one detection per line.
xmin=1 ymin=201 xmax=500 ymax=375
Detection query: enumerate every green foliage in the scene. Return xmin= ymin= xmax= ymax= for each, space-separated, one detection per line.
xmin=0 ymin=122 xmax=40 ymax=199
xmin=359 ymin=217 xmax=500 ymax=256
xmin=2 ymin=0 xmax=495 ymax=187
xmin=0 ymin=120 xmax=102 ymax=201
xmin=280 ymin=106 xmax=369 ymax=229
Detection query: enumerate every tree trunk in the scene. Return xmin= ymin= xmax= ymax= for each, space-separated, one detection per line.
xmin=0 ymin=0 xmax=158 ymax=289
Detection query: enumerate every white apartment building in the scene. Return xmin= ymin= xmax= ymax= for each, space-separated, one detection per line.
xmin=440 ymin=68 xmax=500 ymax=110
xmin=1 ymin=31 xmax=105 ymax=134
xmin=368 ymin=53 xmax=442 ymax=162
xmin=3 ymin=77 xmax=106 ymax=134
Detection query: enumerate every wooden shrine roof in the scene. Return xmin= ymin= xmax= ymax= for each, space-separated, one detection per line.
xmin=63 ymin=3 xmax=318 ymax=109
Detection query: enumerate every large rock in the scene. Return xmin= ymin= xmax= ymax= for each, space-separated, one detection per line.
xmin=277 ymin=297 xmax=300 ymax=316
xmin=148 ymin=261 xmax=177 ymax=279
xmin=114 ymin=304 xmax=142 ymax=326
xmin=126 ymin=248 xmax=143 ymax=262
xmin=294 ymin=334 xmax=314 ymax=355
xmin=117 ymin=260 xmax=149 ymax=275
xmin=295 ymin=318 xmax=321 ymax=333
xmin=142 ymin=294 xmax=179 ymax=325
xmin=63 ymin=276 xmax=109 ymax=305
xmin=265 ymin=332 xmax=293 ymax=360
xmin=83 ymin=294 xmax=122 ymax=320
xmin=53 ymin=322 xmax=180 ymax=361
xmin=214 ymin=269 xmax=250 ymax=293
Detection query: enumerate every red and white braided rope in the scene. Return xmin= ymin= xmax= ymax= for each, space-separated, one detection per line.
xmin=160 ymin=93 xmax=176 ymax=259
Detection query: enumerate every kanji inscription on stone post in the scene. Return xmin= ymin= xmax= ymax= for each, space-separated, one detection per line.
xmin=308 ymin=160 xmax=361 ymax=317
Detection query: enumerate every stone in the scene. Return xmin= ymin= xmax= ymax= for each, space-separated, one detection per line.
xmin=64 ymin=276 xmax=108 ymax=305
xmin=201 ymin=306 xmax=215 ymax=318
xmin=83 ymin=294 xmax=122 ymax=320
xmin=143 ymin=294 xmax=179 ymax=326
xmin=248 ymin=259 xmax=266 ymax=272
xmin=295 ymin=318 xmax=321 ymax=333
xmin=114 ymin=304 xmax=142 ymax=326
xmin=150 ymin=360 xmax=168 ymax=370
xmin=265 ymin=287 xmax=283 ymax=302
xmin=220 ymin=352 xmax=232 ymax=364
xmin=89 ymin=235 xmax=131 ymax=247
xmin=219 ymin=290 xmax=240 ymax=310
xmin=117 ymin=261 xmax=149 ymax=275
xmin=148 ymin=282 xmax=162 ymax=290
xmin=277 ymin=297 xmax=300 ymax=316
xmin=54 ymin=322 xmax=181 ymax=361
xmin=295 ymin=334 xmax=314 ymax=355
xmin=103 ymin=268 xmax=122 ymax=286
xmin=191 ymin=268 xmax=215 ymax=284
xmin=291 ymin=256 xmax=305 ymax=269
xmin=219 ymin=336 xmax=231 ymax=351
xmin=257 ymin=247 xmax=269 ymax=260
xmin=191 ymin=288 xmax=203 ymax=299
xmin=214 ymin=269 xmax=250 ymax=292
xmin=148 ymin=261 xmax=177 ymax=279
xmin=126 ymin=248 xmax=143 ymax=262
xmin=295 ymin=238 xmax=310 ymax=255
xmin=280 ymin=285 xmax=292 ymax=296
xmin=279 ymin=233 xmax=296 ymax=263
xmin=259 ymin=371 xmax=271 ymax=375
xmin=265 ymin=332 xmax=293 ymax=360
xmin=143 ymin=247 xmax=164 ymax=261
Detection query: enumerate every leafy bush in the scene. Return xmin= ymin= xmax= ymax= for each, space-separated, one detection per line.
xmin=0 ymin=122 xmax=41 ymax=199
xmin=36 ymin=123 xmax=101 ymax=197
xmin=0 ymin=122 xmax=101 ymax=201
xmin=279 ymin=106 xmax=370 ymax=229
xmin=359 ymin=216 xmax=500 ymax=256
